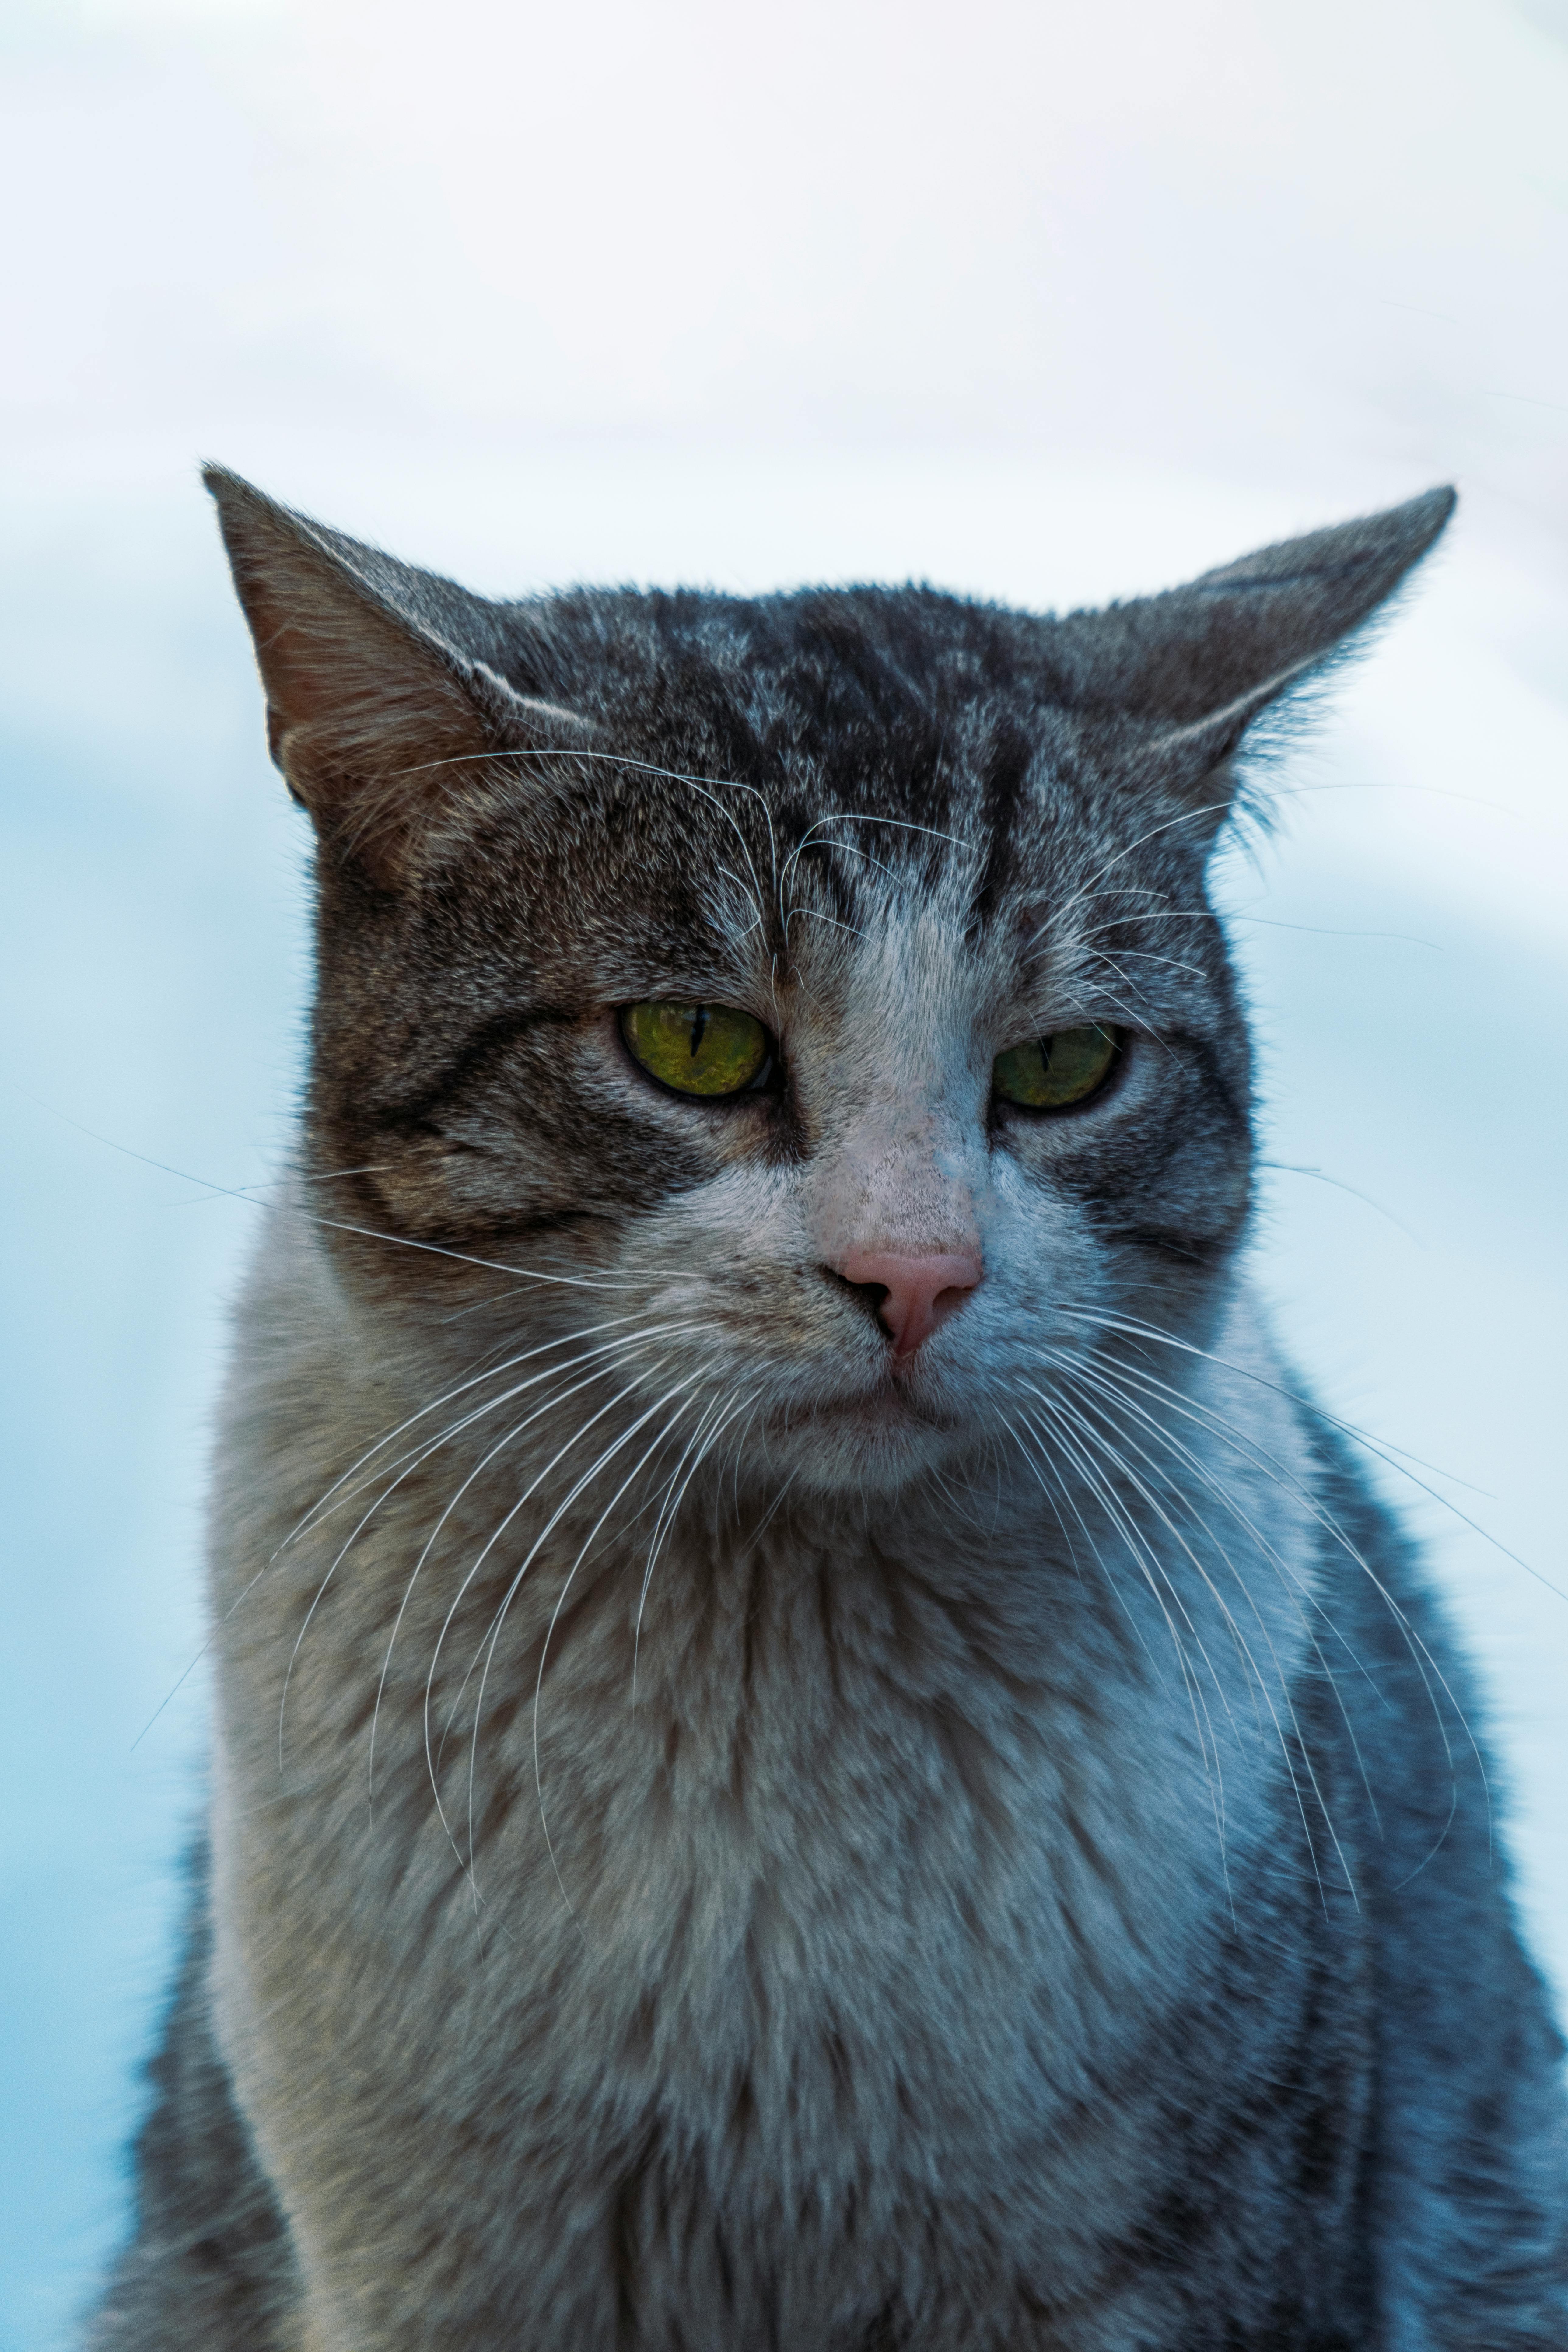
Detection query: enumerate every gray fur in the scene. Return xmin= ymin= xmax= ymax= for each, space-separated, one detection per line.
xmin=91 ymin=473 xmax=1567 ymax=2347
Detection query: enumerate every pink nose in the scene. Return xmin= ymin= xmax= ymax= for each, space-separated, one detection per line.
xmin=838 ymin=1251 xmax=984 ymax=1358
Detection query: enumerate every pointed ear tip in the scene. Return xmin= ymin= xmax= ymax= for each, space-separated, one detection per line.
xmin=201 ymin=463 xmax=303 ymax=533
xmin=1402 ymin=482 xmax=1458 ymax=543
xmin=201 ymin=468 xmax=320 ymax=577
xmin=201 ymin=460 xmax=249 ymax=503
xmin=201 ymin=464 xmax=277 ymax=545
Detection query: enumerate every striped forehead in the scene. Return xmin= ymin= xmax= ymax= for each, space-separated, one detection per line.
xmin=768 ymin=821 xmax=1001 ymax=1062
xmin=755 ymin=758 xmax=1090 ymax=980
xmin=727 ymin=771 xmax=1226 ymax=1064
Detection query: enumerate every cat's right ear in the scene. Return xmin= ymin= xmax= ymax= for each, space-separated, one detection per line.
xmin=204 ymin=466 xmax=590 ymax=888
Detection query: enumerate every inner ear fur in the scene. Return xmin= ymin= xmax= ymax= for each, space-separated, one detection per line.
xmin=205 ymin=466 xmax=588 ymax=887
xmin=1051 ymin=485 xmax=1456 ymax=821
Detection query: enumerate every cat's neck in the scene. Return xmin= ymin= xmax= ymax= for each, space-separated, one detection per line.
xmin=216 ymin=1192 xmax=1316 ymax=1806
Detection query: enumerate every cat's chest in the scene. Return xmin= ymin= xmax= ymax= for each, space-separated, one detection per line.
xmin=547 ymin=1679 xmax=1216 ymax=2172
xmin=213 ymin=1423 xmax=1310 ymax=2330
xmin=215 ymin=1324 xmax=1309 ymax=2168
xmin=243 ymin=1528 xmax=1230 ymax=2114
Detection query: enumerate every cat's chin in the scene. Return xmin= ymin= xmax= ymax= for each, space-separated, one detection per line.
xmin=762 ymin=1384 xmax=971 ymax=1496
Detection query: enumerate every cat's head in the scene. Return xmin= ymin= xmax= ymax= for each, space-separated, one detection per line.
xmin=209 ymin=470 xmax=1451 ymax=1499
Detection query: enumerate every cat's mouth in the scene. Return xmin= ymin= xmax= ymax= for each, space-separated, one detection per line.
xmin=778 ymin=1373 xmax=963 ymax=1440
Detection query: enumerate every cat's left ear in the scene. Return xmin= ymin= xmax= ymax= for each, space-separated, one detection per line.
xmin=205 ymin=465 xmax=592 ymax=887
xmin=1051 ymin=486 xmax=1456 ymax=831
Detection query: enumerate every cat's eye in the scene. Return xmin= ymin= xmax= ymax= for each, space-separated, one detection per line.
xmin=992 ymin=1024 xmax=1121 ymax=1110
xmin=620 ymin=1001 xmax=773 ymax=1098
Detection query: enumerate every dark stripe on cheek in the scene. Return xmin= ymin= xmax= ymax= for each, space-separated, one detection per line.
xmin=1044 ymin=1035 xmax=1252 ymax=1258
xmin=370 ymin=1007 xmax=580 ymax=1132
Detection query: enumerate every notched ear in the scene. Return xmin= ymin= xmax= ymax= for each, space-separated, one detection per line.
xmin=1054 ymin=486 xmax=1456 ymax=832
xmin=204 ymin=465 xmax=593 ymax=887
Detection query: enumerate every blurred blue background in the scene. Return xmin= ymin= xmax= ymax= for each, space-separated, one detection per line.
xmin=3 ymin=0 xmax=1566 ymax=2340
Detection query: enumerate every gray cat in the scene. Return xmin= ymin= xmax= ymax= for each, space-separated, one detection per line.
xmin=91 ymin=471 xmax=1568 ymax=2349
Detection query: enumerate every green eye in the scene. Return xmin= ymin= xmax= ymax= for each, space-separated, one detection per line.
xmin=620 ymin=1001 xmax=772 ymax=1098
xmin=993 ymin=1024 xmax=1121 ymax=1110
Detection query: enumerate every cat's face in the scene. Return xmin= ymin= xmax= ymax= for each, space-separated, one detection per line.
xmin=208 ymin=473 xmax=1452 ymax=1501
xmin=306 ymin=691 xmax=1249 ymax=1499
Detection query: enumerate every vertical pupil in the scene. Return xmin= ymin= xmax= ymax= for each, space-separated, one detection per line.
xmin=689 ymin=1006 xmax=709 ymax=1058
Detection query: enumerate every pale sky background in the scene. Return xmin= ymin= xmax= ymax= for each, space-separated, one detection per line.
xmin=2 ymin=0 xmax=1566 ymax=2341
